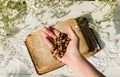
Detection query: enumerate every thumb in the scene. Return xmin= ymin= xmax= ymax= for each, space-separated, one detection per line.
xmin=67 ymin=26 xmax=78 ymax=39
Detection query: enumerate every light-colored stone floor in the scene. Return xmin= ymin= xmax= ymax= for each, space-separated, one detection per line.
xmin=0 ymin=1 xmax=120 ymax=77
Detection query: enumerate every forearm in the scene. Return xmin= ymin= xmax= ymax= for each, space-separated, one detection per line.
xmin=67 ymin=51 xmax=105 ymax=77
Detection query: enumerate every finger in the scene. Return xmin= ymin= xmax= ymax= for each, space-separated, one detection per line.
xmin=48 ymin=26 xmax=61 ymax=37
xmin=53 ymin=28 xmax=61 ymax=37
xmin=43 ymin=27 xmax=57 ymax=39
xmin=42 ymin=31 xmax=53 ymax=48
xmin=67 ymin=26 xmax=78 ymax=39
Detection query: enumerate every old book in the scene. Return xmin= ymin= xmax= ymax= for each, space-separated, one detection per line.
xmin=25 ymin=18 xmax=100 ymax=74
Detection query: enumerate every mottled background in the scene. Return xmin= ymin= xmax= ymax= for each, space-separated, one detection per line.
xmin=0 ymin=0 xmax=120 ymax=77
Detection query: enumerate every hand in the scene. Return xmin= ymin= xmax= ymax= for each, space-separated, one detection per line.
xmin=42 ymin=26 xmax=80 ymax=65
xmin=42 ymin=26 xmax=105 ymax=77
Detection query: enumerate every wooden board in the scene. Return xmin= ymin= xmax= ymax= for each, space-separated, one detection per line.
xmin=25 ymin=18 xmax=100 ymax=74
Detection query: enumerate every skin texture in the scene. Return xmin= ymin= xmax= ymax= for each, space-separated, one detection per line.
xmin=42 ymin=26 xmax=105 ymax=77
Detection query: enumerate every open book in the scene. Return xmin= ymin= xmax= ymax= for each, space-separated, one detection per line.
xmin=25 ymin=18 xmax=100 ymax=74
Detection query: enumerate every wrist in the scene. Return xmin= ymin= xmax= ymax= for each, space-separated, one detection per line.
xmin=66 ymin=51 xmax=82 ymax=67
